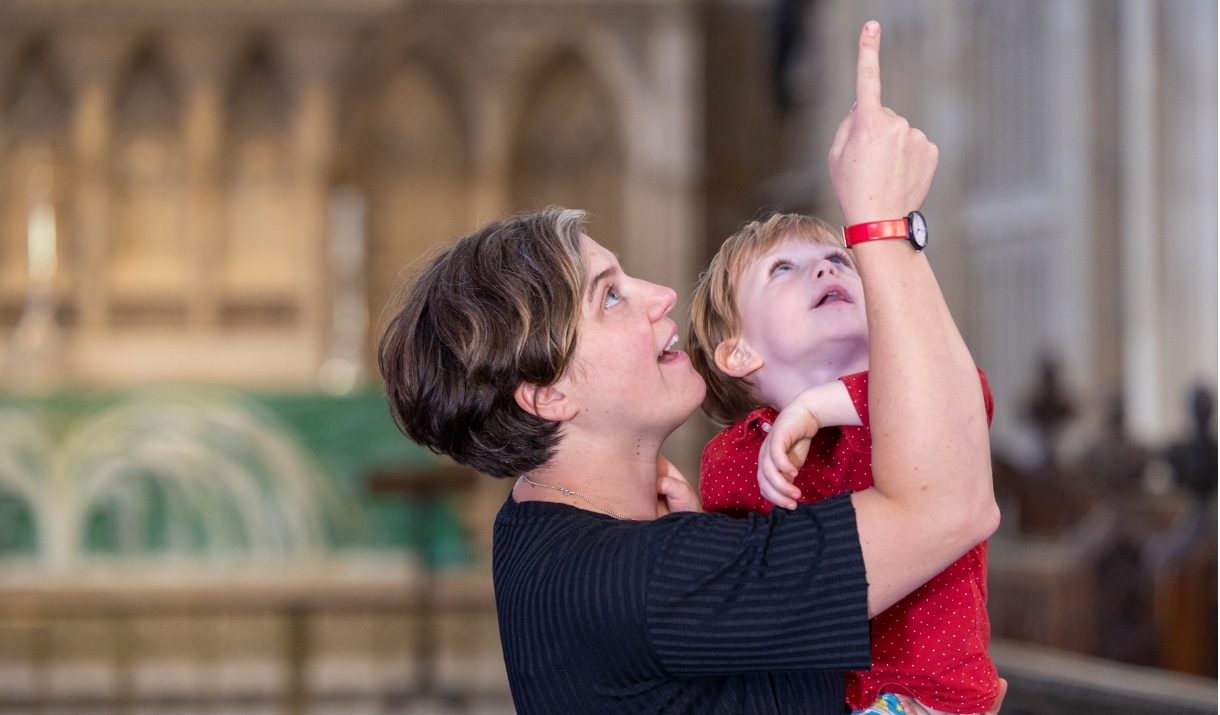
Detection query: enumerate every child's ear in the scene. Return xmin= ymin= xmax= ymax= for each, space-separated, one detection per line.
xmin=714 ymin=338 xmax=764 ymax=378
xmin=514 ymin=382 xmax=576 ymax=422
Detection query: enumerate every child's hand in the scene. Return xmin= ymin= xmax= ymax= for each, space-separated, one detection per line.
xmin=657 ymin=455 xmax=702 ymax=516
xmin=758 ymin=380 xmax=860 ymax=510
xmin=758 ymin=402 xmax=820 ymax=510
xmin=892 ymin=695 xmax=930 ymax=715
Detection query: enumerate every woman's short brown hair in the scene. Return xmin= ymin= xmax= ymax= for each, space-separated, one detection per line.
xmin=687 ymin=213 xmax=843 ymax=425
xmin=378 ymin=208 xmax=588 ymax=478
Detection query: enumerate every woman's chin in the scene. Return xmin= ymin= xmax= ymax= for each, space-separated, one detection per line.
xmin=671 ymin=377 xmax=708 ymax=427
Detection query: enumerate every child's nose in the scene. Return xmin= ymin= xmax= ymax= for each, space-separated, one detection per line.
xmin=815 ymin=261 xmax=839 ymax=279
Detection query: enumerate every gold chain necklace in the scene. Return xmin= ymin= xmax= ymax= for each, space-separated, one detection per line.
xmin=521 ymin=475 xmax=625 ymax=519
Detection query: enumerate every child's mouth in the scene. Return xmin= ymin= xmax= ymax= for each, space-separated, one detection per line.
xmin=815 ymin=289 xmax=850 ymax=307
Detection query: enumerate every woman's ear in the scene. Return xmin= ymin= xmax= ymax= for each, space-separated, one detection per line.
xmin=514 ymin=382 xmax=576 ymax=422
xmin=714 ymin=338 xmax=764 ymax=378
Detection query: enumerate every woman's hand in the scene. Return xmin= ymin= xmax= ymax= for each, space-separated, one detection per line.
xmin=657 ymin=455 xmax=702 ymax=516
xmin=828 ymin=21 xmax=938 ymax=226
xmin=757 ymin=401 xmax=820 ymax=510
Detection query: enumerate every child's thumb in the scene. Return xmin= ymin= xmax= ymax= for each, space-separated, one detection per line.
xmin=786 ymin=439 xmax=811 ymax=471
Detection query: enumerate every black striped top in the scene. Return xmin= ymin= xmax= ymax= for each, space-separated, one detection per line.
xmin=492 ymin=491 xmax=871 ymax=714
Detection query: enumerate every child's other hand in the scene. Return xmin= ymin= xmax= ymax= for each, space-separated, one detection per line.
xmin=893 ymin=695 xmax=931 ymax=715
xmin=657 ymin=455 xmax=702 ymax=516
xmin=758 ymin=404 xmax=820 ymax=510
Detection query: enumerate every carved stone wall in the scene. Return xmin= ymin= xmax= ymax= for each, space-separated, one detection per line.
xmin=0 ymin=0 xmax=706 ymax=475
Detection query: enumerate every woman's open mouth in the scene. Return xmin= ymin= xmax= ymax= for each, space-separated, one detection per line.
xmin=658 ymin=334 xmax=684 ymax=363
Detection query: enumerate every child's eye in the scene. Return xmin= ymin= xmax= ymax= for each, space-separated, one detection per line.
xmin=828 ymin=250 xmax=854 ymax=269
xmin=603 ymin=286 xmax=622 ymax=309
xmin=769 ymin=260 xmax=793 ymax=276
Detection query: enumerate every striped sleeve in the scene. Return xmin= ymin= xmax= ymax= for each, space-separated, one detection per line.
xmin=645 ymin=493 xmax=871 ymax=675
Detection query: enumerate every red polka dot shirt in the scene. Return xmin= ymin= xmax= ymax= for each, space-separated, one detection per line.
xmin=699 ymin=370 xmax=1000 ymax=714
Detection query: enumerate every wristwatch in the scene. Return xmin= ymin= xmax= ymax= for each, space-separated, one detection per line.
xmin=842 ymin=211 xmax=928 ymax=251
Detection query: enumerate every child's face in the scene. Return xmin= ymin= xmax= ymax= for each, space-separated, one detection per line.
xmin=733 ymin=235 xmax=869 ymax=383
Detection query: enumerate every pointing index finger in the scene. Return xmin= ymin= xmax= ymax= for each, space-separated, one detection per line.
xmin=856 ymin=21 xmax=882 ymax=109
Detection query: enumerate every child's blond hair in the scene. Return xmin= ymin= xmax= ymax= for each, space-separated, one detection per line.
xmin=688 ymin=213 xmax=845 ymax=425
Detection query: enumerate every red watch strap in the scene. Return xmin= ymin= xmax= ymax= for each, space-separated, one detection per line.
xmin=842 ymin=218 xmax=908 ymax=247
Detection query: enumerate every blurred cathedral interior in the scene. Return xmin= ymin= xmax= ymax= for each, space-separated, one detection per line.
xmin=0 ymin=0 xmax=1214 ymax=713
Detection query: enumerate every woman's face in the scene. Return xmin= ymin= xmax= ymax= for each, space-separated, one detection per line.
xmin=558 ymin=235 xmax=706 ymax=438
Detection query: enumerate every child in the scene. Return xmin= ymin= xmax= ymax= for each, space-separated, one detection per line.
xmin=688 ymin=213 xmax=999 ymax=715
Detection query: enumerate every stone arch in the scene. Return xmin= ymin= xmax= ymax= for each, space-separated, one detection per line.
xmin=108 ymin=39 xmax=187 ymax=327
xmin=358 ymin=58 xmax=469 ymax=328
xmin=510 ymin=47 xmax=624 ymax=255
xmin=0 ymin=38 xmax=74 ymax=328
xmin=1 ymin=38 xmax=71 ymax=143
xmin=220 ymin=37 xmax=298 ymax=328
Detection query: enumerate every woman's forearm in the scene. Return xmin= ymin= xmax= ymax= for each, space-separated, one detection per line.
xmin=830 ymin=21 xmax=998 ymax=616
xmin=852 ymin=243 xmax=996 ymax=611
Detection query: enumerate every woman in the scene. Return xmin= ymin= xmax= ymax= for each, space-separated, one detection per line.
xmin=379 ymin=23 xmax=1002 ymax=715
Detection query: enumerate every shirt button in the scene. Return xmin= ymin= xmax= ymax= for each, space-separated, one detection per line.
xmin=761 ymin=423 xmax=771 ymax=432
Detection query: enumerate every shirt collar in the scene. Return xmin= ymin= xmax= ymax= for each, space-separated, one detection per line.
xmin=738 ymin=406 xmax=779 ymax=442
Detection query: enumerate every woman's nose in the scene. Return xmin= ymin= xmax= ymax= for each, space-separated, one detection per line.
xmin=648 ymin=283 xmax=678 ymax=321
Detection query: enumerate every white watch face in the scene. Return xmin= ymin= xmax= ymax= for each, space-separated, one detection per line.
xmin=910 ymin=212 xmax=928 ymax=248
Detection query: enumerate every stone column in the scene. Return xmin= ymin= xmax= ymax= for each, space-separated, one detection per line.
xmin=469 ymin=76 xmax=513 ymax=225
xmin=174 ymin=32 xmax=227 ymax=331
xmin=1157 ymin=0 xmax=1218 ymax=436
xmin=284 ymin=30 xmax=347 ymax=373
xmin=918 ymin=1 xmax=971 ymax=337
xmin=1046 ymin=0 xmax=1097 ymax=428
xmin=1120 ymin=0 xmax=1161 ymax=442
xmin=61 ymin=32 xmax=124 ymax=344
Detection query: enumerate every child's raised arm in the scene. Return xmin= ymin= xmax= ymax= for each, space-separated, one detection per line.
xmin=757 ymin=380 xmax=863 ymax=509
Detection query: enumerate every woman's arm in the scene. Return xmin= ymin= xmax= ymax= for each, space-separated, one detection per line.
xmin=830 ymin=22 xmax=999 ymax=617
xmin=648 ymin=498 xmax=871 ymax=675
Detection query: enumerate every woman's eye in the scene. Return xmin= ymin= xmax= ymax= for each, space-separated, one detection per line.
xmin=604 ymin=287 xmax=622 ymax=309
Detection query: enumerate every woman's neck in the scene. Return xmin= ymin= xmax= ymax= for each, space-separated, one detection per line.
xmin=513 ymin=427 xmax=664 ymax=521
